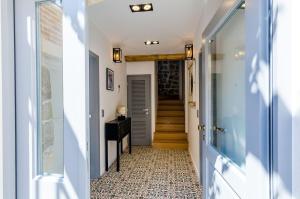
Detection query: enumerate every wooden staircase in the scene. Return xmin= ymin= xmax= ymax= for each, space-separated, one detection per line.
xmin=153 ymin=100 xmax=188 ymax=150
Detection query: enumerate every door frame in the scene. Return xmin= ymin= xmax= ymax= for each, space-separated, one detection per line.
xmin=14 ymin=0 xmax=90 ymax=198
xmin=198 ymin=50 xmax=204 ymax=187
xmin=270 ymin=0 xmax=300 ymax=198
xmin=127 ymin=75 xmax=152 ymax=146
xmin=0 ymin=0 xmax=16 ymax=198
xmin=201 ymin=0 xmax=271 ymax=198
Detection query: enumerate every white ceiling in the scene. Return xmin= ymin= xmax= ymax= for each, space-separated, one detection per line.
xmin=88 ymin=0 xmax=203 ymax=55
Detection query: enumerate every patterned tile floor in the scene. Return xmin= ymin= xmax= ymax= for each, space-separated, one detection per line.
xmin=90 ymin=146 xmax=202 ymax=199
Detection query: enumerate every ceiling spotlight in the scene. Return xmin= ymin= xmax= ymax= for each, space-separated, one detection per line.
xmin=145 ymin=40 xmax=159 ymax=45
xmin=143 ymin=4 xmax=152 ymax=11
xmin=131 ymin=5 xmax=141 ymax=12
xmin=130 ymin=3 xmax=153 ymax=12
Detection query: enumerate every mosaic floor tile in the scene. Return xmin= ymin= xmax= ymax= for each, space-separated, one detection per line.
xmin=90 ymin=146 xmax=202 ymax=199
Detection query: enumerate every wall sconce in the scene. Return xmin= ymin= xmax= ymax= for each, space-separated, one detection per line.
xmin=185 ymin=44 xmax=193 ymax=60
xmin=113 ymin=48 xmax=122 ymax=63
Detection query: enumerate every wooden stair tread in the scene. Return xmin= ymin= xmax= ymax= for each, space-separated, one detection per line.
xmin=154 ymin=100 xmax=186 ymax=149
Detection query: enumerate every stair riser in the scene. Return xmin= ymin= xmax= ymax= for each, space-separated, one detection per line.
xmin=158 ymin=101 xmax=183 ymax=105
xmin=157 ymin=111 xmax=184 ymax=117
xmin=153 ymin=143 xmax=188 ymax=150
xmin=156 ymin=125 xmax=185 ymax=132
xmin=157 ymin=117 xmax=185 ymax=124
xmin=158 ymin=106 xmax=184 ymax=111
xmin=155 ymin=134 xmax=187 ymax=140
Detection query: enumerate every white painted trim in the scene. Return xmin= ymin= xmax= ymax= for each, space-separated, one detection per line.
xmin=0 ymin=0 xmax=16 ymax=198
xmin=189 ymin=146 xmax=200 ymax=179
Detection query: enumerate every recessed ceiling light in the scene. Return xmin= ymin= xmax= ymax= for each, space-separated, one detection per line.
xmin=131 ymin=5 xmax=141 ymax=12
xmin=143 ymin=4 xmax=152 ymax=11
xmin=145 ymin=40 xmax=159 ymax=45
xmin=130 ymin=3 xmax=153 ymax=12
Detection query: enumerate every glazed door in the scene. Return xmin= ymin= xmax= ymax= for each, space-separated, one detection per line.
xmin=203 ymin=1 xmax=246 ymax=198
xmin=15 ymin=0 xmax=89 ymax=198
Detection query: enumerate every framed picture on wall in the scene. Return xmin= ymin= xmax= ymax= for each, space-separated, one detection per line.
xmin=106 ymin=68 xmax=114 ymax=91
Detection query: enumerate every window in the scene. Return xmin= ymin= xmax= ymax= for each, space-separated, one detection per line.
xmin=36 ymin=0 xmax=63 ymax=175
xmin=210 ymin=5 xmax=246 ymax=168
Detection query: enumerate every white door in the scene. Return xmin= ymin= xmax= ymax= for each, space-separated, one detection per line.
xmin=203 ymin=1 xmax=246 ymax=198
xmin=202 ymin=0 xmax=271 ymax=198
xmin=15 ymin=0 xmax=89 ymax=198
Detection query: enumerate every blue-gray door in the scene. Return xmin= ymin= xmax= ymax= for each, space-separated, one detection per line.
xmin=127 ymin=75 xmax=152 ymax=146
xmin=89 ymin=51 xmax=100 ymax=179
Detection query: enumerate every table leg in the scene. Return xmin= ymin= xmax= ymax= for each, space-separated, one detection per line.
xmin=105 ymin=135 xmax=108 ymax=171
xmin=129 ymin=128 xmax=132 ymax=154
xmin=117 ymin=140 xmax=120 ymax=172
xmin=121 ymin=139 xmax=123 ymax=154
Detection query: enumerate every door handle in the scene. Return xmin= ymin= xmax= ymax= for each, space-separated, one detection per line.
xmin=143 ymin=108 xmax=149 ymax=115
xmin=213 ymin=126 xmax=225 ymax=133
xmin=199 ymin=124 xmax=206 ymax=141
xmin=199 ymin=124 xmax=206 ymax=132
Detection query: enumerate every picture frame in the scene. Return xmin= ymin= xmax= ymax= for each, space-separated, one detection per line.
xmin=106 ymin=68 xmax=114 ymax=91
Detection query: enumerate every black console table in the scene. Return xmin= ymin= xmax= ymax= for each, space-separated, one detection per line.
xmin=105 ymin=118 xmax=131 ymax=172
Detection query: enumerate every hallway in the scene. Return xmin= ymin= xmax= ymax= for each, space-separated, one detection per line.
xmin=90 ymin=147 xmax=201 ymax=199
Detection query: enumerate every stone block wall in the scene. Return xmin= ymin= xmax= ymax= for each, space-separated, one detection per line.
xmin=157 ymin=60 xmax=184 ymax=99
xmin=39 ymin=3 xmax=63 ymax=174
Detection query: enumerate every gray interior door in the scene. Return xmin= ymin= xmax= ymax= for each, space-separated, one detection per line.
xmin=128 ymin=75 xmax=151 ymax=145
xmin=89 ymin=51 xmax=100 ymax=179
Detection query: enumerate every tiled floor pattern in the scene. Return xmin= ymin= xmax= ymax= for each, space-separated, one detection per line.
xmin=90 ymin=146 xmax=202 ymax=199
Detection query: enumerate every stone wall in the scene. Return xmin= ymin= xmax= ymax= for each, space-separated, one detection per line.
xmin=157 ymin=60 xmax=184 ymax=99
xmin=39 ymin=3 xmax=63 ymax=174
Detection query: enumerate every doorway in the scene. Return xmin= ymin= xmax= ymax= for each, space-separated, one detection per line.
xmin=127 ymin=75 xmax=152 ymax=146
xmin=89 ymin=51 xmax=100 ymax=179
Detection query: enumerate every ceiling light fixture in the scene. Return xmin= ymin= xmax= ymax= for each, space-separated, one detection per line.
xmin=143 ymin=4 xmax=152 ymax=11
xmin=131 ymin=5 xmax=141 ymax=12
xmin=130 ymin=3 xmax=153 ymax=12
xmin=145 ymin=41 xmax=159 ymax=45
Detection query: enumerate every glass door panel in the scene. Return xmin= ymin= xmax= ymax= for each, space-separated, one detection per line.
xmin=210 ymin=7 xmax=246 ymax=168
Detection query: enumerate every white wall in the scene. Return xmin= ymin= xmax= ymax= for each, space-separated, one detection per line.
xmin=188 ymin=0 xmax=223 ymax=177
xmin=89 ymin=24 xmax=127 ymax=175
xmin=126 ymin=61 xmax=156 ymax=141
xmin=0 ymin=0 xmax=15 ymax=198
xmin=271 ymin=0 xmax=300 ymax=198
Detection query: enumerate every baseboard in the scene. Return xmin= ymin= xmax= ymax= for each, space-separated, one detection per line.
xmin=189 ymin=147 xmax=200 ymax=179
